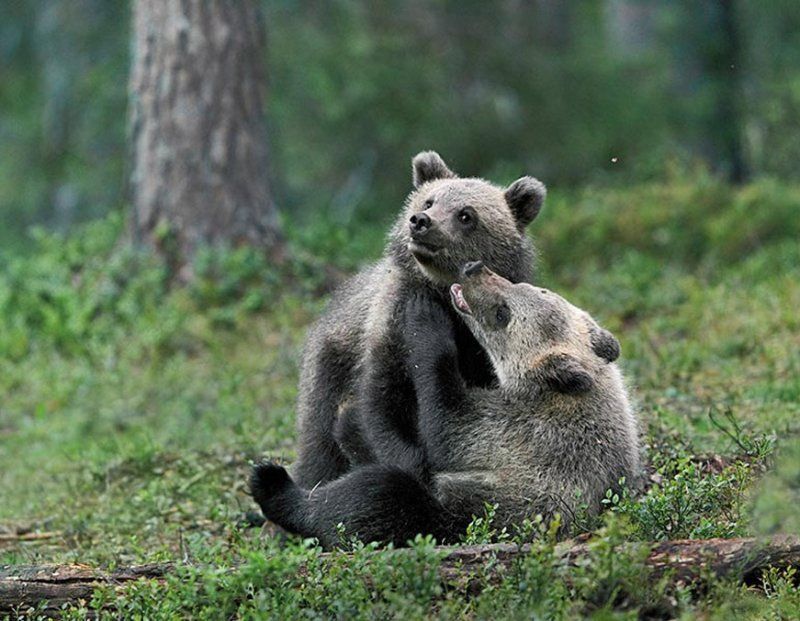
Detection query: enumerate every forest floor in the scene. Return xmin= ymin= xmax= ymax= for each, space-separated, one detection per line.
xmin=1 ymin=174 xmax=799 ymax=618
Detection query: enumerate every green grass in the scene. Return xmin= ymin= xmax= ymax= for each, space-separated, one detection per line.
xmin=1 ymin=175 xmax=799 ymax=618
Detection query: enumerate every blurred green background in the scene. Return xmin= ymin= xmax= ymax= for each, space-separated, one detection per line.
xmin=2 ymin=3 xmax=800 ymax=616
xmin=3 ymin=0 xmax=800 ymax=251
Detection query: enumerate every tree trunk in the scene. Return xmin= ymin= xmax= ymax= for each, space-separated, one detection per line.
xmin=3 ymin=536 xmax=799 ymax=614
xmin=716 ymin=0 xmax=748 ymax=184
xmin=129 ymin=0 xmax=281 ymax=275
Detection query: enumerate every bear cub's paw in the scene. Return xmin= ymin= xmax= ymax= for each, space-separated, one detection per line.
xmin=403 ymin=293 xmax=456 ymax=366
xmin=403 ymin=292 xmax=453 ymax=334
xmin=250 ymin=462 xmax=293 ymax=508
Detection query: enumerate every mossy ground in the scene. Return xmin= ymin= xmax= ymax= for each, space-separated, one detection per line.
xmin=1 ymin=174 xmax=799 ymax=618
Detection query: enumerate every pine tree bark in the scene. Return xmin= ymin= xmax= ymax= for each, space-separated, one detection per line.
xmin=129 ymin=0 xmax=281 ymax=274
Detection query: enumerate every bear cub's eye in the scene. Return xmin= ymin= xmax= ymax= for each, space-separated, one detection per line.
xmin=457 ymin=207 xmax=477 ymax=227
xmin=495 ymin=303 xmax=511 ymax=328
xmin=424 ymin=198 xmax=434 ymax=209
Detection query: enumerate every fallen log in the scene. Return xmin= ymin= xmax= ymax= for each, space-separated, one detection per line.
xmin=0 ymin=563 xmax=174 ymax=615
xmin=437 ymin=535 xmax=800 ymax=594
xmin=0 ymin=532 xmax=62 ymax=545
xmin=1 ymin=536 xmax=798 ymax=614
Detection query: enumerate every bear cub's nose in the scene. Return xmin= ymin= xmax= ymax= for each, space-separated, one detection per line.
xmin=409 ymin=212 xmax=431 ymax=235
xmin=462 ymin=261 xmax=485 ymax=278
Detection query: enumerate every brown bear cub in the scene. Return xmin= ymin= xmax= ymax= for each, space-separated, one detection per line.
xmin=251 ymin=263 xmax=642 ymax=547
xmin=292 ymin=152 xmax=546 ymax=488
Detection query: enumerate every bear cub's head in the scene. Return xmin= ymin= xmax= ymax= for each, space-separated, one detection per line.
xmin=393 ymin=151 xmax=546 ymax=286
xmin=449 ymin=261 xmax=620 ymax=393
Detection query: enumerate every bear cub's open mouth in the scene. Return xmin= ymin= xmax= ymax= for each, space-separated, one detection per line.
xmin=408 ymin=240 xmax=441 ymax=262
xmin=450 ymin=283 xmax=471 ymax=315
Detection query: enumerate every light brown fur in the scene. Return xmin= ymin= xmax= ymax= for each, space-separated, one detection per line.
xmin=413 ymin=265 xmax=642 ymax=531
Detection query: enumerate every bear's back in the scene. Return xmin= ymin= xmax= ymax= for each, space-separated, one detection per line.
xmin=433 ymin=366 xmax=640 ymax=529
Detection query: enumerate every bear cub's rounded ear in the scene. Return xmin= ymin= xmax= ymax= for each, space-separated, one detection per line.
xmin=504 ymin=176 xmax=546 ymax=230
xmin=412 ymin=151 xmax=456 ymax=188
xmin=590 ymin=326 xmax=621 ymax=362
xmin=539 ymin=353 xmax=594 ymax=395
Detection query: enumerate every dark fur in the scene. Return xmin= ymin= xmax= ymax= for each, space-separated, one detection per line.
xmin=250 ymin=462 xmax=465 ymax=548
xmin=291 ymin=152 xmax=545 ymax=488
xmin=251 ymin=269 xmax=641 ymax=548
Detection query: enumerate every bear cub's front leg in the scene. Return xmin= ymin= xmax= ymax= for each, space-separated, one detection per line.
xmin=403 ymin=293 xmax=459 ymax=372
xmin=403 ymin=293 xmax=467 ymax=472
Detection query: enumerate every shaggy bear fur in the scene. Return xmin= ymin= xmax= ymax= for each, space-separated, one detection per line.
xmin=291 ymin=152 xmax=546 ymax=488
xmin=252 ymin=263 xmax=641 ymax=546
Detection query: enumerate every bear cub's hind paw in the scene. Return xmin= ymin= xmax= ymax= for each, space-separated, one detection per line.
xmin=250 ymin=462 xmax=292 ymax=508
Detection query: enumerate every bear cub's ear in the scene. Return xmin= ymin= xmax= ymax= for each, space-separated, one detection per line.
xmin=412 ymin=151 xmax=456 ymax=188
xmin=590 ymin=325 xmax=620 ymax=362
xmin=539 ymin=352 xmax=594 ymax=395
xmin=504 ymin=176 xmax=546 ymax=230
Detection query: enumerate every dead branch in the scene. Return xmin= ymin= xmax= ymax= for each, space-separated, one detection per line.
xmin=2 ymin=536 xmax=798 ymax=614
